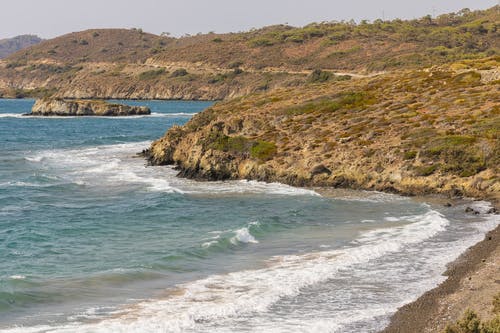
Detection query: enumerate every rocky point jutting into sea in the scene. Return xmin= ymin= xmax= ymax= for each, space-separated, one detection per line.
xmin=28 ymin=98 xmax=151 ymax=116
xmin=144 ymin=59 xmax=500 ymax=332
xmin=146 ymin=60 xmax=499 ymax=203
xmin=0 ymin=5 xmax=499 ymax=333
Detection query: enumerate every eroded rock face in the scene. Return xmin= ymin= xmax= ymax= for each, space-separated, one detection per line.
xmin=146 ymin=66 xmax=499 ymax=202
xmin=29 ymin=99 xmax=150 ymax=116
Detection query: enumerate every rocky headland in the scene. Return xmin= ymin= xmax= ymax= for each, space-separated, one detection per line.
xmin=145 ymin=58 xmax=499 ymax=332
xmin=146 ymin=58 xmax=499 ymax=204
xmin=28 ymin=98 xmax=150 ymax=116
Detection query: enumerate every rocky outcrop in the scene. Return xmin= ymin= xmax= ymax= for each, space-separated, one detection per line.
xmin=146 ymin=63 xmax=499 ymax=203
xmin=29 ymin=99 xmax=150 ymax=116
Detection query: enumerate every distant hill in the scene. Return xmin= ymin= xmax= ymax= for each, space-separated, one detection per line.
xmin=0 ymin=35 xmax=43 ymax=59
xmin=0 ymin=6 xmax=498 ymax=99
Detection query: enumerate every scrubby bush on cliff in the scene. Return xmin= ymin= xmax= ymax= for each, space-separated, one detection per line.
xmin=309 ymin=69 xmax=332 ymax=83
xmin=284 ymin=91 xmax=376 ymax=116
xmin=250 ymin=141 xmax=277 ymax=161
xmin=444 ymin=293 xmax=500 ymax=333
xmin=170 ymin=68 xmax=188 ymax=77
xmin=138 ymin=68 xmax=166 ymax=80
xmin=420 ymin=135 xmax=486 ymax=177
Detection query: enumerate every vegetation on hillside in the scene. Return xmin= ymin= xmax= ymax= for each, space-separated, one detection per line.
xmin=444 ymin=293 xmax=500 ymax=333
xmin=148 ymin=56 xmax=499 ymax=199
xmin=0 ymin=6 xmax=498 ymax=99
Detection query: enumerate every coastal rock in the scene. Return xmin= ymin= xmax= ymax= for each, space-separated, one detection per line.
xmin=29 ymin=99 xmax=150 ymax=116
xmin=147 ymin=64 xmax=499 ymax=203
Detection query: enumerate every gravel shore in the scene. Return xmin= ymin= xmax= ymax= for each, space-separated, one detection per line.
xmin=382 ymin=222 xmax=499 ymax=333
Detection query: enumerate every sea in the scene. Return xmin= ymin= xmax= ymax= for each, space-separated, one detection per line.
xmin=0 ymin=99 xmax=498 ymax=333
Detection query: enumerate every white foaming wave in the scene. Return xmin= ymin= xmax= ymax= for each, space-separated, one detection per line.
xmin=0 ymin=113 xmax=25 ymax=118
xmin=470 ymin=202 xmax=500 ymax=233
xmin=24 ymin=142 xmax=320 ymax=196
xmin=249 ymin=305 xmax=396 ymax=333
xmin=25 ymin=155 xmax=44 ymax=162
xmin=201 ymin=240 xmax=219 ymax=248
xmin=180 ymin=179 xmax=321 ymax=197
xmin=23 ymin=141 xmax=184 ymax=193
xmin=202 ymin=223 xmax=259 ymax=248
xmin=8 ymin=275 xmax=26 ymax=280
xmin=0 ymin=209 xmax=450 ymax=333
xmin=469 ymin=201 xmax=497 ymax=215
xmin=67 ymin=307 xmax=123 ymax=322
xmin=334 ymin=191 xmax=408 ymax=203
xmin=230 ymin=227 xmax=259 ymax=245
xmin=1 ymin=112 xmax=195 ymax=119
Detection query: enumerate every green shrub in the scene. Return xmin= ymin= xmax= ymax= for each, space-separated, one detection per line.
xmin=250 ymin=141 xmax=277 ymax=161
xmin=212 ymin=135 xmax=252 ymax=153
xmin=249 ymin=38 xmax=275 ymax=47
xmin=228 ymin=61 xmax=243 ymax=69
xmin=284 ymin=91 xmax=376 ymax=116
xmin=309 ymin=69 xmax=332 ymax=83
xmin=424 ymin=135 xmax=477 ymax=156
xmin=414 ymin=164 xmax=439 ymax=176
xmin=212 ymin=37 xmax=223 ymax=43
xmin=171 ymin=68 xmax=188 ymax=77
xmin=444 ymin=308 xmax=500 ymax=333
xmin=138 ymin=68 xmax=166 ymax=80
xmin=493 ymin=294 xmax=500 ymax=314
xmin=404 ymin=150 xmax=418 ymax=160
xmin=6 ymin=61 xmax=26 ymax=69
xmin=453 ymin=71 xmax=482 ymax=85
xmin=208 ymin=74 xmax=227 ymax=84
xmin=420 ymin=135 xmax=485 ymax=177
xmin=285 ymin=35 xmax=304 ymax=43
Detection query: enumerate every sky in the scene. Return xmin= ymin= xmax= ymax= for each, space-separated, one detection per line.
xmin=0 ymin=0 xmax=497 ymax=39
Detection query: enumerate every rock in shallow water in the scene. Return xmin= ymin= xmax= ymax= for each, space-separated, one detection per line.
xmin=28 ymin=99 xmax=150 ymax=116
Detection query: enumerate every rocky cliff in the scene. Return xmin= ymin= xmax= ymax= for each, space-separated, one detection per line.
xmin=29 ymin=99 xmax=150 ymax=116
xmin=147 ymin=58 xmax=499 ymax=202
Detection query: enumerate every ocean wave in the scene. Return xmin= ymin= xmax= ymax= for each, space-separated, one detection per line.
xmin=23 ymin=142 xmax=320 ymax=197
xmin=201 ymin=223 xmax=260 ymax=249
xmin=0 ymin=113 xmax=26 ymax=118
xmin=0 ymin=112 xmax=195 ymax=119
xmin=230 ymin=226 xmax=259 ymax=245
xmin=1 ymin=209 xmax=455 ymax=333
xmin=326 ymin=190 xmax=408 ymax=203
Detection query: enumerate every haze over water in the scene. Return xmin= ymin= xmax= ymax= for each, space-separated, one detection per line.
xmin=0 ymin=99 xmax=498 ymax=332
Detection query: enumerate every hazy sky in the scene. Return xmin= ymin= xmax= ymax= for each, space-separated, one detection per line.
xmin=0 ymin=0 xmax=497 ymax=39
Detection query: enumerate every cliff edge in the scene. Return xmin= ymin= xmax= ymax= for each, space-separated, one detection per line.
xmin=146 ymin=58 xmax=499 ymax=203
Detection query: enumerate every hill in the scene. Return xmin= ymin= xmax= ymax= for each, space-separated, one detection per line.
xmin=0 ymin=6 xmax=498 ymax=99
xmin=147 ymin=56 xmax=499 ymax=202
xmin=0 ymin=35 xmax=42 ymax=59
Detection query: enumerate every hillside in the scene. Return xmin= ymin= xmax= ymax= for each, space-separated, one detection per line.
xmin=147 ymin=57 xmax=499 ymax=202
xmin=0 ymin=35 xmax=42 ymax=59
xmin=0 ymin=6 xmax=498 ymax=99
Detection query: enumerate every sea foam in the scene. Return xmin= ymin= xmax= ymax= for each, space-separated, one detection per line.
xmin=0 ymin=209 xmax=457 ymax=333
xmin=23 ymin=142 xmax=320 ymax=197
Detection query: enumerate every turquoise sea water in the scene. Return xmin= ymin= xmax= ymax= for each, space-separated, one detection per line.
xmin=0 ymin=99 xmax=498 ymax=332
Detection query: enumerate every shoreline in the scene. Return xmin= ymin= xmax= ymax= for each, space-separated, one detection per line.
xmin=381 ymin=218 xmax=499 ymax=333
